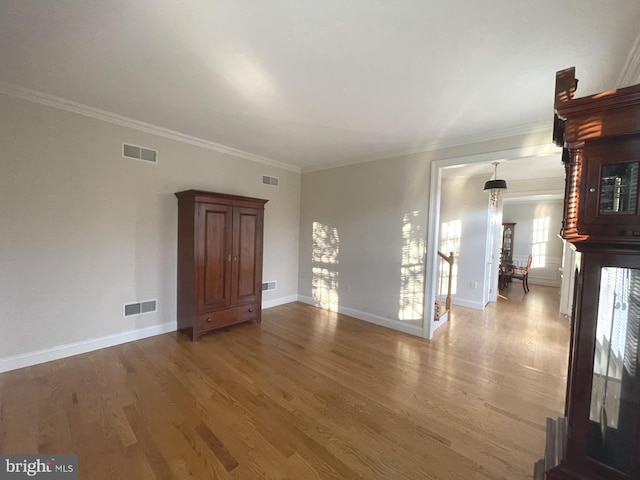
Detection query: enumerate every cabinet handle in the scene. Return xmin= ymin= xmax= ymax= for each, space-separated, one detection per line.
xmin=248 ymin=308 xmax=254 ymax=313
xmin=234 ymin=256 xmax=238 ymax=262
xmin=589 ymin=187 xmax=596 ymax=193
xmin=206 ymin=318 xmax=212 ymax=323
xmin=228 ymin=255 xmax=231 ymax=262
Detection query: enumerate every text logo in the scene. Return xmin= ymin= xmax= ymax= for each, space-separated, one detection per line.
xmin=0 ymin=455 xmax=77 ymax=479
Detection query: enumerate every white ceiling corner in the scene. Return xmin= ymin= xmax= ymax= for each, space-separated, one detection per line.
xmin=1 ymin=1 xmax=639 ymax=173
xmin=617 ymin=33 xmax=640 ymax=87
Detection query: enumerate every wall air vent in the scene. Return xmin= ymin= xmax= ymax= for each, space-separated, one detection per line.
xmin=123 ymin=299 xmax=157 ymax=318
xmin=262 ymin=175 xmax=279 ymax=187
xmin=123 ymin=143 xmax=157 ymax=163
xmin=262 ymin=281 xmax=277 ymax=291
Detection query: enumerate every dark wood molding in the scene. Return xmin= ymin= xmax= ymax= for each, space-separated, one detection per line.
xmin=550 ymin=68 xmax=640 ymax=479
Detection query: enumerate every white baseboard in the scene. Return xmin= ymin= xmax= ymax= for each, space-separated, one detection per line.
xmin=432 ymin=311 xmax=449 ymax=333
xmin=1 ymin=293 xmax=432 ymax=373
xmin=528 ymin=277 xmax=561 ymax=287
xmin=262 ymin=294 xmax=298 ymax=309
xmin=0 ymin=322 xmax=176 ymax=374
xmin=451 ymin=297 xmax=485 ymax=310
xmin=297 ymin=295 xmax=423 ymax=337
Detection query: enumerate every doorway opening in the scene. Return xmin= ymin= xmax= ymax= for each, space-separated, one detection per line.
xmin=422 ymin=142 xmax=563 ymax=339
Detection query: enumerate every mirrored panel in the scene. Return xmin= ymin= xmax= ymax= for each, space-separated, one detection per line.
xmin=599 ymin=161 xmax=639 ymax=215
xmin=587 ymin=267 xmax=640 ymax=474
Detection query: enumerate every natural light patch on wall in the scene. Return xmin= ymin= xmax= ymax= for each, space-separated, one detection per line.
xmin=399 ymin=211 xmax=425 ymax=321
xmin=439 ymin=219 xmax=461 ymax=297
xmin=532 ymin=216 xmax=550 ymax=268
xmin=312 ymin=222 xmax=340 ymax=311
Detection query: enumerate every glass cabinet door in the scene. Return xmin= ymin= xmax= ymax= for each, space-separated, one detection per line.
xmin=587 ymin=267 xmax=640 ymax=474
xmin=582 ymin=138 xmax=640 ymax=234
xmin=599 ymin=162 xmax=639 ymax=215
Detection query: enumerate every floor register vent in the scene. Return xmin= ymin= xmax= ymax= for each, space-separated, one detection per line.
xmin=262 ymin=281 xmax=277 ymax=291
xmin=123 ymin=299 xmax=157 ymax=317
xmin=123 ymin=143 xmax=158 ymax=163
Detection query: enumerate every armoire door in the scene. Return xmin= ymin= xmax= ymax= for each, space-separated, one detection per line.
xmin=197 ymin=203 xmax=233 ymax=310
xmin=232 ymin=207 xmax=263 ymax=304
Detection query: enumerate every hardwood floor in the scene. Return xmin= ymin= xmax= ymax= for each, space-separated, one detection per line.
xmin=0 ymin=286 xmax=570 ymax=479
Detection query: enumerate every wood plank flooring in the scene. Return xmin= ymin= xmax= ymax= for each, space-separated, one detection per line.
xmin=0 ymin=286 xmax=570 ymax=479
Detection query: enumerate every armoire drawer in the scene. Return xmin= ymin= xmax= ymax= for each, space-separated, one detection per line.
xmin=197 ymin=303 xmax=259 ymax=332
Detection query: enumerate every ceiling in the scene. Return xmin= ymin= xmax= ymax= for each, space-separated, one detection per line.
xmin=1 ymin=1 xmax=639 ymax=173
xmin=441 ymin=154 xmax=564 ymax=181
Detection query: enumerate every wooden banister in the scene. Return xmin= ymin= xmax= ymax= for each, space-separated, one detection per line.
xmin=437 ymin=251 xmax=454 ymax=312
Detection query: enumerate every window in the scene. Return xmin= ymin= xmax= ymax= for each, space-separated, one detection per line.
xmin=531 ymin=216 xmax=549 ymax=268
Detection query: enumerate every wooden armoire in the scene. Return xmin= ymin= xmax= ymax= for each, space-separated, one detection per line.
xmin=547 ymin=68 xmax=640 ymax=479
xmin=175 ymin=190 xmax=268 ymax=340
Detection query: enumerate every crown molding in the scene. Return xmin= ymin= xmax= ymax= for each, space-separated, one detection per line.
xmin=502 ymin=176 xmax=565 ymax=200
xmin=303 ymin=121 xmax=552 ymax=173
xmin=0 ymin=81 xmax=301 ymax=173
xmin=0 ymin=79 xmax=557 ymax=176
xmin=502 ymin=193 xmax=564 ymax=204
xmin=617 ymin=33 xmax=640 ymax=87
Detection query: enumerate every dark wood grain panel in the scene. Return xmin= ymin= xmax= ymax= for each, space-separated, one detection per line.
xmin=553 ymin=69 xmax=640 ymax=479
xmin=234 ymin=207 xmax=260 ymax=303
xmin=176 ymin=191 xmax=267 ymax=340
xmin=200 ymin=204 xmax=232 ymax=310
xmin=195 ymin=303 xmax=259 ymax=336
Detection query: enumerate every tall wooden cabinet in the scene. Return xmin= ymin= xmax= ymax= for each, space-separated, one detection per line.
xmin=501 ymin=222 xmax=515 ymax=264
xmin=547 ymin=68 xmax=640 ymax=479
xmin=175 ymin=190 xmax=268 ymax=340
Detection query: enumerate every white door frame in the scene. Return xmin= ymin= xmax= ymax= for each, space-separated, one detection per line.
xmin=484 ymin=200 xmax=502 ymax=306
xmin=422 ymin=142 xmax=560 ymax=339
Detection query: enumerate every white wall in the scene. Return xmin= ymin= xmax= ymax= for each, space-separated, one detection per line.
xmin=502 ymin=199 xmax=564 ymax=287
xmin=0 ymin=91 xmax=559 ymax=367
xmin=440 ymin=175 xmax=491 ymax=310
xmin=299 ymin=129 xmax=555 ymax=337
xmin=298 ymin=155 xmax=430 ymax=336
xmin=0 ymin=94 xmax=300 ymax=371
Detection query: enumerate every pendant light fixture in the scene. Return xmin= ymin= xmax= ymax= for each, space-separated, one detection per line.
xmin=484 ymin=161 xmax=508 ymax=208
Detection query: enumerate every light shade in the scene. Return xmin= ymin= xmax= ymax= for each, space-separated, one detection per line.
xmin=483 ymin=179 xmax=507 ymax=191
